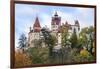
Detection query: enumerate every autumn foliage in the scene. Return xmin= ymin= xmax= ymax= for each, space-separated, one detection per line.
xmin=15 ymin=51 xmax=32 ymax=67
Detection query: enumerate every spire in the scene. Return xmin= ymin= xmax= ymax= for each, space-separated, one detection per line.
xmin=75 ymin=20 xmax=80 ymax=31
xmin=30 ymin=27 xmax=31 ymax=31
xmin=33 ymin=17 xmax=41 ymax=28
xmin=75 ymin=20 xmax=79 ymax=26
xmin=54 ymin=11 xmax=58 ymax=16
xmin=65 ymin=21 xmax=68 ymax=25
xmin=33 ymin=16 xmax=41 ymax=32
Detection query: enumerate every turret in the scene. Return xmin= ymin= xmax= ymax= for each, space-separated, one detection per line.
xmin=75 ymin=20 xmax=80 ymax=31
xmin=33 ymin=17 xmax=41 ymax=32
xmin=51 ymin=12 xmax=61 ymax=32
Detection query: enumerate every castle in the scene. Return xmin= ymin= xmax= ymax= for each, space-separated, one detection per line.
xmin=28 ymin=12 xmax=80 ymax=48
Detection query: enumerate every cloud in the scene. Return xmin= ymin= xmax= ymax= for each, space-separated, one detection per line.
xmin=59 ymin=7 xmax=94 ymax=28
xmin=15 ymin=4 xmax=39 ymax=16
xmin=15 ymin=3 xmax=94 ymax=48
xmin=57 ymin=10 xmax=75 ymax=24
xmin=74 ymin=8 xmax=94 ymax=28
xmin=39 ymin=13 xmax=52 ymax=30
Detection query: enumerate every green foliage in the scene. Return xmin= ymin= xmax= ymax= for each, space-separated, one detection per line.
xmin=15 ymin=26 xmax=95 ymax=66
xmin=73 ymin=50 xmax=95 ymax=62
xmin=27 ymin=47 xmax=49 ymax=64
xmin=70 ymin=29 xmax=78 ymax=48
xmin=41 ymin=28 xmax=57 ymax=56
xmin=48 ymin=35 xmax=57 ymax=46
xmin=79 ymin=26 xmax=94 ymax=55
xmin=80 ymin=49 xmax=89 ymax=57
xmin=61 ymin=25 xmax=69 ymax=47
xmin=66 ymin=48 xmax=95 ymax=63
xmin=48 ymin=35 xmax=57 ymax=56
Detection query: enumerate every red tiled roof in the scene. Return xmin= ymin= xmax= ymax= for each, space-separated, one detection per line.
xmin=33 ymin=17 xmax=41 ymax=28
xmin=51 ymin=12 xmax=61 ymax=25
xmin=34 ymin=29 xmax=41 ymax=32
xmin=33 ymin=17 xmax=41 ymax=32
xmin=54 ymin=12 xmax=58 ymax=16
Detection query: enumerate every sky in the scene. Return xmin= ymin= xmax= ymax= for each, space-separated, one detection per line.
xmin=15 ymin=3 xmax=94 ymax=48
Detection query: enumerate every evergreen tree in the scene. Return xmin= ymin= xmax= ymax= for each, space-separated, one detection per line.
xmin=61 ymin=24 xmax=69 ymax=47
xmin=79 ymin=26 xmax=94 ymax=55
xmin=18 ymin=33 xmax=27 ymax=53
xmin=41 ymin=28 xmax=57 ymax=56
xmin=70 ymin=28 xmax=78 ymax=48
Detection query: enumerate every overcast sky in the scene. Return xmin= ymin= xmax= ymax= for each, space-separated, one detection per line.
xmin=15 ymin=3 xmax=94 ymax=48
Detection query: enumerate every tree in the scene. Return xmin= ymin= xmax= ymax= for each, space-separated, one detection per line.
xmin=48 ymin=35 xmax=57 ymax=56
xmin=26 ymin=47 xmax=49 ymax=64
xmin=70 ymin=28 xmax=78 ymax=48
xmin=79 ymin=27 xmax=88 ymax=48
xmin=18 ymin=33 xmax=27 ymax=53
xmin=15 ymin=51 xmax=32 ymax=67
xmin=41 ymin=28 xmax=57 ymax=56
xmin=87 ymin=26 xmax=94 ymax=55
xmin=79 ymin=26 xmax=94 ymax=55
xmin=61 ymin=24 xmax=69 ymax=47
xmin=80 ymin=48 xmax=89 ymax=58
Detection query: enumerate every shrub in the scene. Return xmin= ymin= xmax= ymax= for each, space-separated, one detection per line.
xmin=15 ymin=51 xmax=32 ymax=67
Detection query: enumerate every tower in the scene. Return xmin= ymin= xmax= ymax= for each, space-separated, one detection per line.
xmin=57 ymin=29 xmax=62 ymax=45
xmin=75 ymin=20 xmax=80 ymax=31
xmin=51 ymin=12 xmax=61 ymax=32
xmin=33 ymin=17 xmax=41 ymax=32
xmin=28 ymin=16 xmax=41 ymax=47
xmin=74 ymin=20 xmax=80 ymax=37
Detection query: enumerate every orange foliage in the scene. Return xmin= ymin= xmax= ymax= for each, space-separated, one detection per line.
xmin=15 ymin=51 xmax=32 ymax=67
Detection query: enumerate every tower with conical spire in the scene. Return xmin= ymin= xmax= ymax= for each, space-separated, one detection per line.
xmin=51 ymin=11 xmax=61 ymax=32
xmin=28 ymin=16 xmax=42 ymax=47
xmin=27 ymin=12 xmax=80 ymax=48
xmin=33 ymin=17 xmax=41 ymax=32
xmin=75 ymin=20 xmax=80 ymax=31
